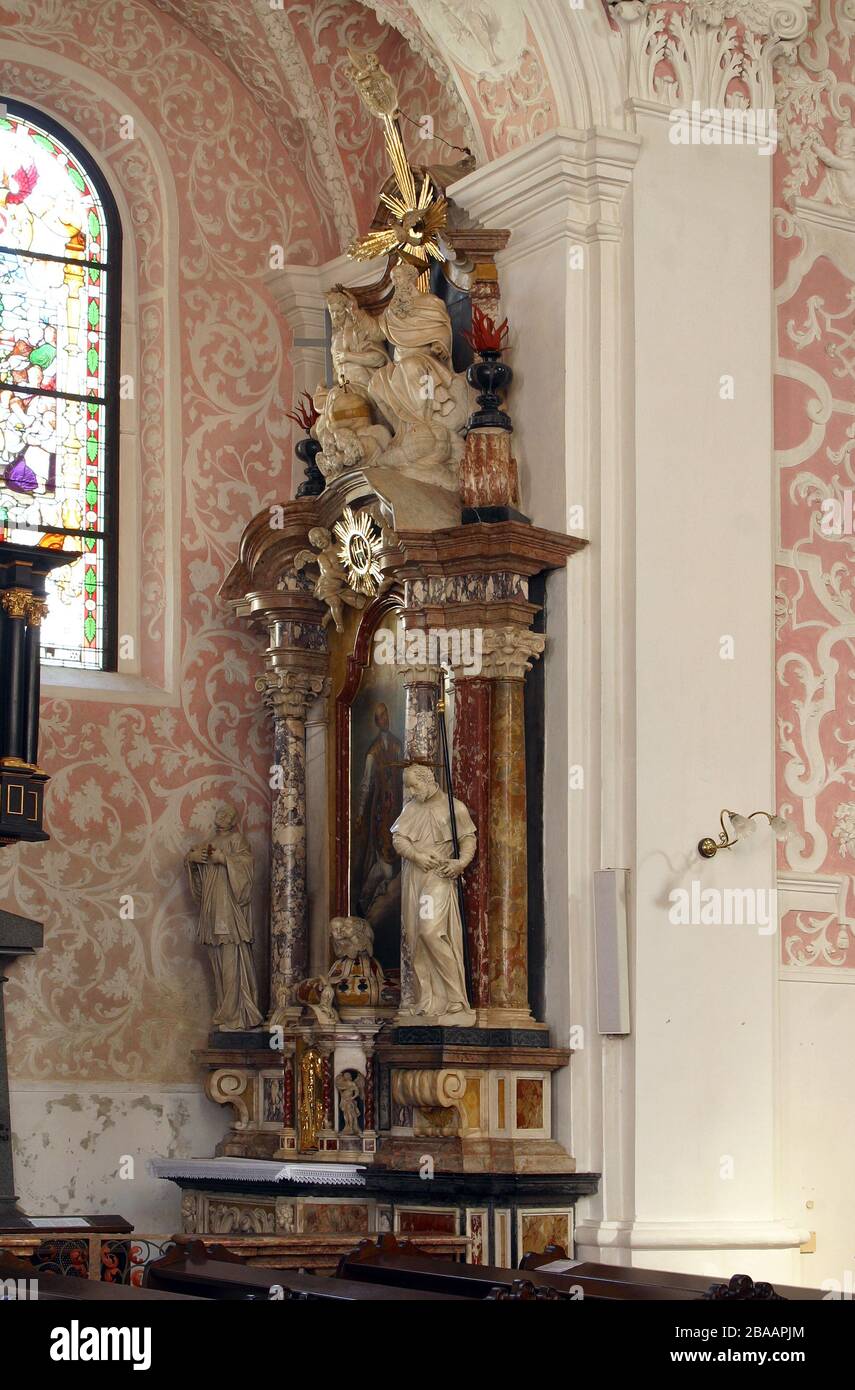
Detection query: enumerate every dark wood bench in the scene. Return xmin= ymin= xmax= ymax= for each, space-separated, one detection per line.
xmin=520 ymin=1245 xmax=825 ymax=1301
xmin=336 ymin=1234 xmax=702 ymax=1301
xmin=144 ymin=1240 xmax=471 ymax=1301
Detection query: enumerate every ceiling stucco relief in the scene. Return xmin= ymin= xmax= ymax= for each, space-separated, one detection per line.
xmin=410 ymin=0 xmax=529 ymax=78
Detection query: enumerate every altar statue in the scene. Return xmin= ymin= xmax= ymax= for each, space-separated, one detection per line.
xmin=367 ymin=260 xmax=468 ymax=482
xmin=185 ymin=805 xmax=263 ymax=1032
xmin=327 ymin=286 xmax=388 ymax=388
xmin=391 ymin=763 xmax=476 ymax=1024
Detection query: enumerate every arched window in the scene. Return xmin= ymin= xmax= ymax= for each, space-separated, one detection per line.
xmin=0 ymin=100 xmax=121 ymax=670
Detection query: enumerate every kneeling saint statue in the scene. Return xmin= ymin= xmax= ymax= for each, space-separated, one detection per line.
xmin=391 ymin=764 xmax=476 ymax=1025
xmin=185 ymin=805 xmax=263 ymax=1031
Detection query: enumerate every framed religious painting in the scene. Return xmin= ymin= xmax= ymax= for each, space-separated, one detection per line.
xmin=335 ymin=595 xmax=405 ymax=978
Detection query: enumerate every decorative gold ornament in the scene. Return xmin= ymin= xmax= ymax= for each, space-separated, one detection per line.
xmin=345 ymin=50 xmax=447 ymax=285
xmin=298 ymin=1047 xmax=324 ymax=1150
xmin=25 ymin=597 xmax=49 ymax=628
xmin=333 ymin=507 xmax=384 ymax=598
xmin=1 ymin=588 xmax=31 ymax=620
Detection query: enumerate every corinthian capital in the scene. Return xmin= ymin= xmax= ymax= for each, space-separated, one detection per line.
xmin=478 ymin=625 xmax=545 ymax=681
xmin=256 ymin=669 xmax=330 ymax=720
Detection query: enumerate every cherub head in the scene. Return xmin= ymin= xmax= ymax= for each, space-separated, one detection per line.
xmin=330 ymin=914 xmax=374 ymax=959
xmin=308 ymin=526 xmax=332 ymax=551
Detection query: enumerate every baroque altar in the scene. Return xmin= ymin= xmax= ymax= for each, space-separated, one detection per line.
xmin=157 ymin=53 xmax=598 ymax=1267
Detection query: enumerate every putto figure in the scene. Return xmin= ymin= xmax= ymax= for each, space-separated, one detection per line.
xmin=185 ymin=805 xmax=263 ymax=1032
xmin=391 ymin=764 xmax=476 ymax=1024
xmin=294 ymin=525 xmax=366 ymax=632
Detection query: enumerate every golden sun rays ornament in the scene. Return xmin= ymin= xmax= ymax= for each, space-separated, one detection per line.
xmin=333 ymin=507 xmax=383 ymax=597
xmin=345 ymin=49 xmax=447 ymax=285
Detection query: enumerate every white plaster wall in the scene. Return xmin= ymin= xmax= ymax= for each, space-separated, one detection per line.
xmin=631 ymin=110 xmax=777 ymax=1224
xmin=9 ymin=1083 xmax=226 ymax=1232
xmin=780 ymin=978 xmax=855 ymax=1291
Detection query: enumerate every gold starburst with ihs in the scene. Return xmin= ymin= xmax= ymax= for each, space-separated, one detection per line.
xmin=334 ymin=507 xmax=383 ymax=596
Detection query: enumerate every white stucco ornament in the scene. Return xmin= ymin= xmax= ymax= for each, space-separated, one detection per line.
xmin=417 ymin=0 xmax=528 ymax=78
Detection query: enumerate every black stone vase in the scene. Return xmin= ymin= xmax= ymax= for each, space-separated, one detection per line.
xmin=294 ymin=434 xmax=325 ymax=497
xmin=465 ymin=349 xmax=513 ymax=434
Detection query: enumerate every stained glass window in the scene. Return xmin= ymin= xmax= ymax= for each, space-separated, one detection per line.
xmin=0 ymin=100 xmax=120 ymax=669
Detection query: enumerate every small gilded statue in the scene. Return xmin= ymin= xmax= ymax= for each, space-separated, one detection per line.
xmin=185 ymin=804 xmax=263 ymax=1031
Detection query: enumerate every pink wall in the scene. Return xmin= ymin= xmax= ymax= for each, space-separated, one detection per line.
xmin=0 ymin=0 xmax=322 ymax=1083
xmin=774 ymin=0 xmax=855 ymax=970
xmin=0 ymin=0 xmax=518 ymax=1087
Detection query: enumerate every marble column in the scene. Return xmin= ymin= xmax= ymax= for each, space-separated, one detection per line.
xmin=260 ymin=667 xmax=329 ymax=1025
xmin=400 ymin=661 xmax=441 ymax=765
xmin=460 ymin=625 xmax=544 ymax=1026
xmin=452 ymin=677 xmax=492 ymax=1010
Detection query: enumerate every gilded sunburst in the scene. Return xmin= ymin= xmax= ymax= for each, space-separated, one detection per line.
xmin=333 ymin=507 xmax=383 ymax=597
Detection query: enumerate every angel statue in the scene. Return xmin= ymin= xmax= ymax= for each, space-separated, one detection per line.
xmin=293 ymin=525 xmax=366 ymax=632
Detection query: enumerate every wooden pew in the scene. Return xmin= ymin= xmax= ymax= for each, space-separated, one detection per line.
xmin=520 ymin=1245 xmax=825 ymax=1301
xmin=336 ymin=1234 xmax=702 ymax=1300
xmin=0 ymin=1250 xmax=201 ymax=1301
xmin=144 ymin=1240 xmax=471 ymax=1301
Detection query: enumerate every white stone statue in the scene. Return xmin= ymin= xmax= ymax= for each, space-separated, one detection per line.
xmin=367 ymin=260 xmax=469 ymax=485
xmin=313 ymin=289 xmax=392 ymax=480
xmin=293 ymin=525 xmax=366 ymax=632
xmin=336 ymin=1070 xmax=365 ymax=1136
xmin=327 ymin=286 xmax=388 ymax=388
xmin=307 ymin=976 xmax=339 ymax=1028
xmin=391 ymin=764 xmax=476 ymax=1024
xmin=185 ymin=805 xmax=263 ymax=1031
xmin=313 ymin=263 xmax=469 ymax=489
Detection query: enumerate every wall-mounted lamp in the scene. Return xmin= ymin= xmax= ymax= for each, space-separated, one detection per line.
xmin=697 ymin=809 xmax=796 ymax=859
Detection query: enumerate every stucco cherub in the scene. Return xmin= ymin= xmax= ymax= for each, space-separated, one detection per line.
xmin=817 ymin=122 xmax=855 ymax=211
xmin=293 ymin=525 xmax=366 ymax=632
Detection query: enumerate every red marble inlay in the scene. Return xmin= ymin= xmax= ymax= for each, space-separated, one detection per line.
xmin=452 ymin=678 xmax=492 ymax=1008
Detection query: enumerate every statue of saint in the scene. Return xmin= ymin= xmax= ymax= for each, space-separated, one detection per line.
xmin=336 ymin=1070 xmax=365 ymax=1136
xmin=367 ymin=260 xmax=468 ymax=479
xmin=327 ymin=287 xmax=388 ymax=388
xmin=185 ymin=805 xmax=263 ymax=1031
xmin=391 ymin=763 xmax=476 ymax=1023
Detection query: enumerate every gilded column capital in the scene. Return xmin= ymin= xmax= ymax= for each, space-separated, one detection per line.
xmin=25 ymin=597 xmax=49 ymax=628
xmin=1 ymin=588 xmax=31 ymax=620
